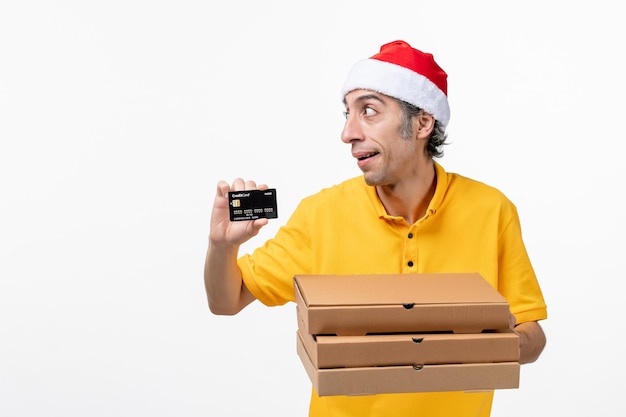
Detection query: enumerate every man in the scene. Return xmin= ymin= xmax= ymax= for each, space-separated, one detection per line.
xmin=204 ymin=40 xmax=547 ymax=417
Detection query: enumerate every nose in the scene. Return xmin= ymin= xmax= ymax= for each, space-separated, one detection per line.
xmin=340 ymin=112 xmax=362 ymax=144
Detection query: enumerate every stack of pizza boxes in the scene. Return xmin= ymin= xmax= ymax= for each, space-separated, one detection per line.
xmin=294 ymin=273 xmax=520 ymax=396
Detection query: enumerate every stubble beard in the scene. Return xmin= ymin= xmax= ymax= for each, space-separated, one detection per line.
xmin=362 ymin=167 xmax=390 ymax=187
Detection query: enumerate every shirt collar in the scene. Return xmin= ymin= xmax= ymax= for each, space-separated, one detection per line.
xmin=428 ymin=161 xmax=448 ymax=216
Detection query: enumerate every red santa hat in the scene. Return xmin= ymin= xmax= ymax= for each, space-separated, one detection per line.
xmin=341 ymin=40 xmax=450 ymax=127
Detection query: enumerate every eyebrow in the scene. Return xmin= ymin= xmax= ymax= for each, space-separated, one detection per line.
xmin=343 ymin=93 xmax=386 ymax=107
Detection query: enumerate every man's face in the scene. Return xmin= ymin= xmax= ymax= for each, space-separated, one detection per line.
xmin=341 ymin=89 xmax=423 ymax=187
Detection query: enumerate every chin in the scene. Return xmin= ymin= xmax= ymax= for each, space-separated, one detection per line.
xmin=363 ymin=173 xmax=384 ymax=187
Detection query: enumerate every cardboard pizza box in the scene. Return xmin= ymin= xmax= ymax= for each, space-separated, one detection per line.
xmin=294 ymin=273 xmax=511 ymax=336
xmin=296 ymin=332 xmax=520 ymax=396
xmin=297 ymin=328 xmax=519 ymax=369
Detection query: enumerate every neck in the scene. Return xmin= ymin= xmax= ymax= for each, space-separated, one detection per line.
xmin=376 ymin=161 xmax=437 ymax=224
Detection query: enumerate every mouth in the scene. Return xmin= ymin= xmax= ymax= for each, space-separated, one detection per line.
xmin=355 ymin=151 xmax=379 ymax=169
xmin=356 ymin=152 xmax=379 ymax=161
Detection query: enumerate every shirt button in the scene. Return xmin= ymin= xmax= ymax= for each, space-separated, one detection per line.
xmin=408 ymin=233 xmax=413 ymax=238
xmin=408 ymin=261 xmax=414 ymax=267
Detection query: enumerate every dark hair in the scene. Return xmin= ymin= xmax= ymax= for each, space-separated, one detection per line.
xmin=398 ymin=100 xmax=448 ymax=159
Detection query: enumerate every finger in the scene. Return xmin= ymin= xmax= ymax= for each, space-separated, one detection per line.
xmin=216 ymin=180 xmax=231 ymax=198
xmin=244 ymin=179 xmax=258 ymax=190
xmin=231 ymin=178 xmax=246 ymax=191
xmin=508 ymin=312 xmax=517 ymax=331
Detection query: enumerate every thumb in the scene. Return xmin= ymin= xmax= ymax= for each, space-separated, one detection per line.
xmin=249 ymin=218 xmax=269 ymax=235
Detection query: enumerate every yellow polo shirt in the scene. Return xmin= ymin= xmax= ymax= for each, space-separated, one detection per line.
xmin=238 ymin=162 xmax=547 ymax=417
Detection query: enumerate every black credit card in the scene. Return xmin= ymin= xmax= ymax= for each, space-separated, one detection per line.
xmin=228 ymin=188 xmax=278 ymax=221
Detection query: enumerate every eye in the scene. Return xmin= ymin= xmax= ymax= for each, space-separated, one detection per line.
xmin=364 ymin=106 xmax=377 ymax=117
xmin=342 ymin=111 xmax=349 ymax=120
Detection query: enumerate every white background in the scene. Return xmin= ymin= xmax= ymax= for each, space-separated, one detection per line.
xmin=1 ymin=1 xmax=624 ymax=416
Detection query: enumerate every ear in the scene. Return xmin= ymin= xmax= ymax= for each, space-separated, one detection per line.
xmin=415 ymin=112 xmax=435 ymax=140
